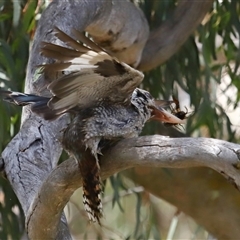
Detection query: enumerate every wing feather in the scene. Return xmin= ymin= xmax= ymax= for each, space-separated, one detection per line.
xmin=72 ymin=29 xmax=103 ymax=53
xmin=40 ymin=27 xmax=144 ymax=113
xmin=41 ymin=42 xmax=81 ymax=59
xmin=39 ymin=62 xmax=71 ymax=72
xmin=54 ymin=27 xmax=91 ymax=53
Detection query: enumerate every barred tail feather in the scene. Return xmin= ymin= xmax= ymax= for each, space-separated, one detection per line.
xmin=79 ymin=152 xmax=103 ymax=224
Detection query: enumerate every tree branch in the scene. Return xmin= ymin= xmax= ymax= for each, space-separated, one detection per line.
xmin=138 ymin=0 xmax=214 ymax=71
xmin=26 ymin=136 xmax=240 ymax=239
xmin=1 ymin=0 xmax=220 ymax=238
xmin=125 ymin=167 xmax=240 ymax=239
xmin=1 ymin=0 xmax=149 ymax=238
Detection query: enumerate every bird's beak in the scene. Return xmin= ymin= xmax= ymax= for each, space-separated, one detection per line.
xmin=150 ymin=100 xmax=185 ymax=124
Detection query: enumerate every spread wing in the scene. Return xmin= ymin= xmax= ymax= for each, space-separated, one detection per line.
xmin=40 ymin=27 xmax=144 ymax=114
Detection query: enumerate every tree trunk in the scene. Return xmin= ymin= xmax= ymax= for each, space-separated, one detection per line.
xmin=3 ymin=1 xmax=236 ymax=239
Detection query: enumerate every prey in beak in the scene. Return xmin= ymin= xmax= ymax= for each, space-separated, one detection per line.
xmin=150 ymin=99 xmax=186 ymax=125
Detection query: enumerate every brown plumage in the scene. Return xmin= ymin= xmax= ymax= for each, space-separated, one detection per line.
xmin=79 ymin=150 xmax=103 ymax=224
xmin=1 ymin=27 xmax=185 ymax=224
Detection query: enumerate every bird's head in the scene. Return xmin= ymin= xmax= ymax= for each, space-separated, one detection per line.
xmin=131 ymin=88 xmax=154 ymax=109
xmin=131 ymin=88 xmax=185 ymax=124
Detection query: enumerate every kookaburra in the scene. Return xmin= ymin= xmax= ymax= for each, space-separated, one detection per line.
xmin=1 ymin=27 xmax=184 ymax=223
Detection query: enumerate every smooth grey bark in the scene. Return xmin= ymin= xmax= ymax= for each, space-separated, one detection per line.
xmin=125 ymin=166 xmax=240 ymax=239
xmin=138 ymin=0 xmax=215 ymax=71
xmin=0 ymin=0 xmax=215 ymax=239
xmin=2 ymin=1 xmax=149 ymax=239
xmin=26 ymin=136 xmax=240 ymax=239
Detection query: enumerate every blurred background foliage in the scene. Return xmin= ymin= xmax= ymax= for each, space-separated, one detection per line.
xmin=0 ymin=0 xmax=239 ymax=239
